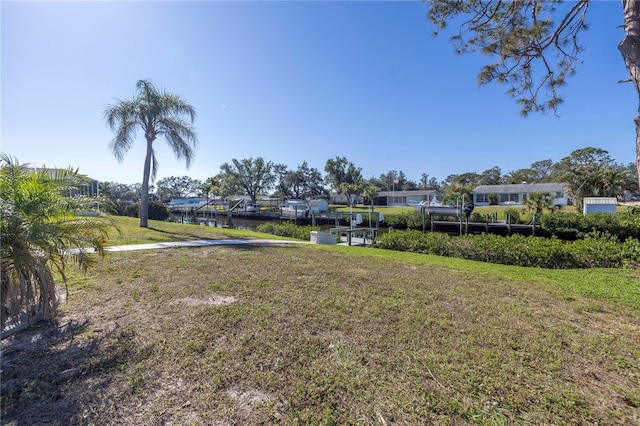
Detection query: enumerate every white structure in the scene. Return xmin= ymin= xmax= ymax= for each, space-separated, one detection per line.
xmin=583 ymin=197 xmax=617 ymax=214
xmin=375 ymin=190 xmax=441 ymax=207
xmin=308 ymin=199 xmax=329 ymax=213
xmin=167 ymin=197 xmax=208 ymax=209
xmin=310 ymin=231 xmax=337 ymax=245
xmin=472 ymin=183 xmax=569 ymax=206
xmin=281 ymin=199 xmax=308 ymax=218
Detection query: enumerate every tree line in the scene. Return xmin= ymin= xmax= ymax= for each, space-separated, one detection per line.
xmin=99 ymin=147 xmax=638 ymax=212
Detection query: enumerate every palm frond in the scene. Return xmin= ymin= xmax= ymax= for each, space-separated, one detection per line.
xmin=105 ymin=100 xmax=140 ymax=163
xmin=150 ymin=148 xmax=159 ymax=183
xmin=1 ymin=157 xmax=111 ymax=336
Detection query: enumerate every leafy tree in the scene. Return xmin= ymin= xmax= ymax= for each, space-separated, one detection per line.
xmin=100 ymin=181 xmax=140 ymax=203
xmin=478 ymin=166 xmax=503 ymax=186
xmin=276 ymin=161 xmax=325 ymax=199
xmin=418 ymin=173 xmax=440 ymax=190
xmin=504 ymin=168 xmax=536 ymax=184
xmin=428 ymin=0 xmax=640 ymax=189
xmin=123 ymin=201 xmax=169 ymax=221
xmin=0 ymin=155 xmax=109 ymax=337
xmin=621 ymin=162 xmax=639 ymax=191
xmin=201 ymin=175 xmax=222 ymax=199
xmin=400 ymin=173 xmax=419 ymax=190
xmin=374 ymin=170 xmax=417 ymax=191
xmin=506 ymin=160 xmax=555 ymax=184
xmin=377 ymin=170 xmax=398 ymax=191
xmin=324 ymin=157 xmax=364 ymax=206
xmin=419 ymin=173 xmax=430 ymax=190
xmin=155 ymin=176 xmax=202 ymax=201
xmin=441 ymin=171 xmax=481 ymax=203
xmin=530 ymin=159 xmax=555 ymax=182
xmin=554 ymin=147 xmax=622 ymax=211
xmin=219 ymin=157 xmax=279 ymax=203
xmin=428 ymin=176 xmax=441 ymax=191
xmin=104 ymin=79 xmax=198 ymax=227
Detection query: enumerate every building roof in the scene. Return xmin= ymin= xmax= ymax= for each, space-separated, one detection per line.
xmin=472 ymin=183 xmax=566 ymax=194
xmin=583 ymin=197 xmax=617 ymax=204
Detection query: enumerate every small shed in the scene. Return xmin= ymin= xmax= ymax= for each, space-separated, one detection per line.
xmin=308 ymin=199 xmax=329 ymax=213
xmin=583 ymin=197 xmax=617 ymax=214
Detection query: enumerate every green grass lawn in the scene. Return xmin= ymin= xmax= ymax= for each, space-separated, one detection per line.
xmin=102 ymin=215 xmax=274 ymax=245
xmin=2 ymin=215 xmax=639 ymax=424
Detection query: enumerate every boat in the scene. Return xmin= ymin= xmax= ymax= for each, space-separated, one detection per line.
xmin=241 ymin=202 xmax=260 ymax=213
xmin=411 ymin=200 xmax=460 ymax=216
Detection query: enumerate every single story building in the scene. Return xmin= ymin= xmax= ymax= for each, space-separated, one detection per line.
xmin=328 ymin=193 xmax=365 ymax=205
xmin=583 ymin=197 xmax=617 ymax=214
xmin=374 ymin=190 xmax=442 ymax=207
xmin=471 ymin=183 xmax=569 ymax=206
xmin=28 ymin=167 xmax=99 ymax=197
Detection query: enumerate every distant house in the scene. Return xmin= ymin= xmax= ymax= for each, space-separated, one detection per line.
xmin=167 ymin=197 xmax=209 ymax=209
xmin=308 ymin=199 xmax=329 ymax=213
xmin=373 ymin=190 xmax=441 ymax=207
xmin=583 ymin=197 xmax=617 ymax=214
xmin=471 ymin=183 xmax=569 ymax=206
xmin=28 ymin=167 xmax=99 ymax=197
xmin=328 ymin=193 xmax=365 ymax=205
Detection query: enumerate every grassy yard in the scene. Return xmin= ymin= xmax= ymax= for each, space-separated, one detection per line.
xmin=1 ymin=217 xmax=639 ymax=424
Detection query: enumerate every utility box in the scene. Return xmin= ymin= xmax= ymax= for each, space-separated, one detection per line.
xmin=583 ymin=197 xmax=617 ymax=214
xmin=310 ymin=231 xmax=336 ymax=245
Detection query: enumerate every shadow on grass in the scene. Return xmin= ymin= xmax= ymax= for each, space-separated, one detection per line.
xmin=148 ymin=226 xmax=255 ymax=241
xmin=1 ymin=318 xmax=148 ymax=424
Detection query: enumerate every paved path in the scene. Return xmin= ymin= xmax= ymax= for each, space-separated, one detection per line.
xmin=104 ymin=239 xmax=309 ymax=252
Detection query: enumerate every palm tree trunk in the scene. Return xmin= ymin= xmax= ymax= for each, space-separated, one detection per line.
xmin=140 ymin=140 xmax=153 ymax=228
xmin=619 ymin=0 xmax=640 ymax=190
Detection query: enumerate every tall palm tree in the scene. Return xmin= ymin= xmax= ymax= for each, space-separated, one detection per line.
xmin=104 ymin=79 xmax=198 ymax=227
xmin=0 ymin=154 xmax=110 ymax=337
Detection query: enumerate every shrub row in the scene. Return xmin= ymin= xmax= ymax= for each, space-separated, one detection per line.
xmin=373 ymin=230 xmax=640 ymax=269
xmin=374 ymin=209 xmax=640 ymax=242
xmin=256 ymin=222 xmax=317 ymax=240
xmin=367 ymin=211 xmax=424 ymax=230
xmin=539 ymin=211 xmax=640 ymax=241
xmin=121 ymin=201 xmax=169 ymax=221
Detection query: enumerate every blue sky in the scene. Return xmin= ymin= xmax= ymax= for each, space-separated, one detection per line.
xmin=2 ymin=1 xmax=635 ymax=185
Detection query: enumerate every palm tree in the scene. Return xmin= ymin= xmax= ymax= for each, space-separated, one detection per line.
xmin=104 ymin=79 xmax=198 ymax=227
xmin=524 ymin=191 xmax=553 ymax=220
xmin=1 ymin=154 xmax=110 ymax=337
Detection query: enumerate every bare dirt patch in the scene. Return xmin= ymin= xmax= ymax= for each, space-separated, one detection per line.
xmin=172 ymin=295 xmax=237 ymax=306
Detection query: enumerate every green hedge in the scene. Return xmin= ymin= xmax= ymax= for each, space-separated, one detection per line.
xmin=122 ymin=201 xmax=169 ymax=221
xmin=373 ymin=230 xmax=640 ymax=269
xmin=256 ymin=222 xmax=317 ymax=240
xmin=375 ymin=211 xmax=427 ymax=229
xmin=539 ymin=211 xmax=640 ymax=241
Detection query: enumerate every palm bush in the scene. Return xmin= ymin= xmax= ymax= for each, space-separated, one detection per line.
xmin=1 ymin=155 xmax=110 ymax=338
